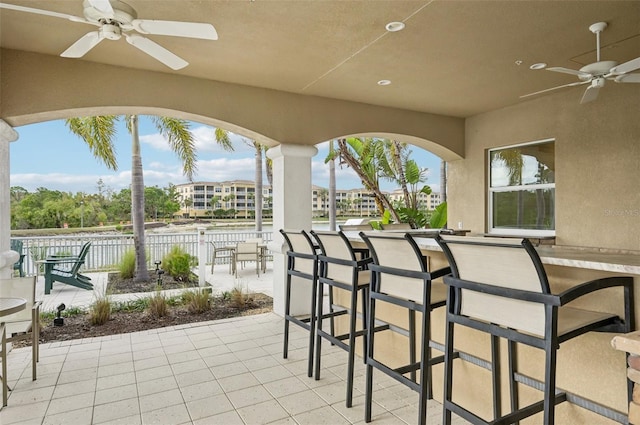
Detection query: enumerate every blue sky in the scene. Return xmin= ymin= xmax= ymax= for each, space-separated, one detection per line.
xmin=10 ymin=117 xmax=443 ymax=194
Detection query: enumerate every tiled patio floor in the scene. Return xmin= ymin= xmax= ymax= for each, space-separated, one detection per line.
xmin=3 ymin=262 xmax=469 ymax=424
xmin=2 ymin=313 xmax=470 ymax=425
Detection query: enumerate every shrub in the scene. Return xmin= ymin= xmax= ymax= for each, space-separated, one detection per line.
xmin=89 ymin=296 xmax=111 ymax=325
xmin=162 ymin=246 xmax=196 ymax=282
xmin=148 ymin=291 xmax=169 ymax=318
xmin=182 ymin=289 xmax=211 ymax=314
xmin=230 ymin=286 xmax=250 ymax=309
xmin=119 ymin=249 xmax=136 ymax=279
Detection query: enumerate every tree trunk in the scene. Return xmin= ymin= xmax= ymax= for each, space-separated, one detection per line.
xmin=130 ymin=116 xmax=150 ymax=282
xmin=255 ymin=143 xmax=263 ymax=231
xmin=392 ymin=140 xmax=411 ymax=209
xmin=440 ymin=160 xmax=447 ymax=203
xmin=329 ymin=140 xmax=337 ymax=231
xmin=337 ymin=139 xmax=400 ymax=222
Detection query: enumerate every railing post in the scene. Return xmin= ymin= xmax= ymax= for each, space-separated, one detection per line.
xmin=197 ymin=227 xmax=206 ymax=287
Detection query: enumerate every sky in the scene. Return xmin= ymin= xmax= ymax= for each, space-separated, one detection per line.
xmin=9 ymin=117 xmax=443 ymax=195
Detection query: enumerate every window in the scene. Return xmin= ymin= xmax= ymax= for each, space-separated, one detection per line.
xmin=488 ymin=139 xmax=555 ymax=236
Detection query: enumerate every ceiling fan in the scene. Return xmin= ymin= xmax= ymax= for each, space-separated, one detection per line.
xmin=521 ymin=22 xmax=640 ymax=104
xmin=0 ymin=0 xmax=218 ymax=70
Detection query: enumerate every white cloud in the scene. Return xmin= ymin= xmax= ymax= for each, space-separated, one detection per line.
xmin=140 ymin=125 xmax=254 ymax=155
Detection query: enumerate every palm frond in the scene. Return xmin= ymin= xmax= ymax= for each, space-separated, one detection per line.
xmin=152 ymin=116 xmax=197 ymax=180
xmin=214 ymin=127 xmax=235 ymax=152
xmin=65 ymin=116 xmax=119 ymax=170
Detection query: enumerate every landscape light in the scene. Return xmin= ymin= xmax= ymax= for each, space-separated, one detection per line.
xmin=54 ymin=303 xmax=66 ymax=326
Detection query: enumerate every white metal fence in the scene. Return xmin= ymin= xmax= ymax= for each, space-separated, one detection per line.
xmin=12 ymin=230 xmax=274 ymax=275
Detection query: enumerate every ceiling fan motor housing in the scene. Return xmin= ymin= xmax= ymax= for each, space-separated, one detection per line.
xmin=83 ymin=0 xmax=136 ymax=27
xmin=100 ymin=23 xmax=122 ymax=40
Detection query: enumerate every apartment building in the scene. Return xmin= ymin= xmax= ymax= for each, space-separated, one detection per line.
xmin=175 ymin=181 xmax=272 ymax=219
xmin=177 ymin=181 xmax=441 ymax=219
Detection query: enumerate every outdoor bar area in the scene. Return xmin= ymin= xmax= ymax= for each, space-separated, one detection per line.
xmin=1 ymin=1 xmax=640 ymax=424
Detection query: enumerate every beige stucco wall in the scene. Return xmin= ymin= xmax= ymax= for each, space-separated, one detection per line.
xmin=448 ymin=85 xmax=640 ymax=251
xmin=0 ymin=49 xmax=464 ymax=161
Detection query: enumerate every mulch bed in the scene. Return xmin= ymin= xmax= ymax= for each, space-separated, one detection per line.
xmin=18 ymin=273 xmax=273 ymax=346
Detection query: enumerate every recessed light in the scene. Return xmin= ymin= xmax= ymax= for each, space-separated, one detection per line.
xmin=530 ymin=63 xmax=547 ymax=70
xmin=385 ymin=22 xmax=405 ymax=32
xmin=377 ymin=80 xmax=391 ymax=86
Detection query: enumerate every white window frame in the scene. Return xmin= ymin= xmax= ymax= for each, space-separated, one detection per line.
xmin=487 ymin=138 xmax=555 ymax=237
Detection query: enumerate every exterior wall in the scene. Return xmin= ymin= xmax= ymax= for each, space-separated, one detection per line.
xmin=443 ymin=86 xmax=640 ymax=423
xmin=448 ymin=86 xmax=640 ymax=251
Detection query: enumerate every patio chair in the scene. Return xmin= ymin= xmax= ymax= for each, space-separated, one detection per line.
xmin=280 ymin=229 xmax=321 ymax=377
xmin=232 ymin=241 xmax=260 ymax=277
xmin=360 ymin=232 xmax=450 ymax=425
xmin=311 ymin=230 xmax=372 ymax=408
xmin=436 ymin=235 xmax=635 ymax=425
xmin=43 ymin=242 xmax=93 ymax=294
xmin=245 ymin=237 xmax=268 ymax=272
xmin=10 ymin=239 xmax=25 ymax=277
xmin=0 ymin=276 xmax=41 ymax=383
xmin=210 ymin=242 xmax=234 ymax=274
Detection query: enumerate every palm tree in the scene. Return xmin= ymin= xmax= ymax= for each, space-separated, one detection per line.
xmin=214 ymin=131 xmax=265 ymax=231
xmin=328 ymin=140 xmax=337 ymax=230
xmin=209 ymin=195 xmax=220 ymax=218
xmin=440 ymin=160 xmax=447 ymax=203
xmin=66 ymin=115 xmax=197 ymax=282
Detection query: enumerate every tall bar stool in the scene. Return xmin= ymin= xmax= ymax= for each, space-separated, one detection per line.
xmin=280 ymin=229 xmax=321 ymax=378
xmin=436 ymin=235 xmax=635 ymax=425
xmin=311 ymin=230 xmax=372 ymax=408
xmin=360 ymin=232 xmax=450 ymax=425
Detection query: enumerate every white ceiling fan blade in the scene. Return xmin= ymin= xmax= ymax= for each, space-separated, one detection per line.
xmin=520 ymin=81 xmax=588 ymax=99
xmin=125 ymin=34 xmax=188 ymax=70
xmin=61 ymin=31 xmax=103 ymax=58
xmin=610 ymin=57 xmax=640 ymax=75
xmin=132 ymin=19 xmax=218 ymax=40
xmin=546 ymin=67 xmax=591 ymax=78
xmin=615 ymin=73 xmax=640 ymax=83
xmin=580 ymin=85 xmax=600 ymax=104
xmin=86 ymin=0 xmax=114 ymax=18
xmin=0 ymin=2 xmax=87 ymax=22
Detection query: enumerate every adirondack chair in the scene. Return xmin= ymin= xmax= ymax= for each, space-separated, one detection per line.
xmin=10 ymin=239 xmax=25 ymax=277
xmin=43 ymin=242 xmax=93 ymax=294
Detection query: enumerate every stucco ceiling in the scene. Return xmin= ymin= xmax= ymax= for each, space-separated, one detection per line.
xmin=1 ymin=0 xmax=639 ymax=118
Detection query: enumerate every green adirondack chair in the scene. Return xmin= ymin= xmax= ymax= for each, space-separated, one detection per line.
xmin=43 ymin=242 xmax=93 ymax=294
xmin=10 ymin=239 xmax=25 ymax=277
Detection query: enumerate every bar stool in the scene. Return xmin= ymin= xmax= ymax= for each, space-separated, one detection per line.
xmin=360 ymin=232 xmax=450 ymax=425
xmin=436 ymin=235 xmax=635 ymax=425
xmin=311 ymin=230 xmax=372 ymax=408
xmin=280 ymin=229 xmax=320 ymax=378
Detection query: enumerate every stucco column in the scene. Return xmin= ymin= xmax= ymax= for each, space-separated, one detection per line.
xmin=267 ymin=143 xmax=318 ymax=317
xmin=0 ymin=120 xmax=19 ymax=278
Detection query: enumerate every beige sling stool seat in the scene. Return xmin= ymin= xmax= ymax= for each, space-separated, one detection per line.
xmin=280 ymin=229 xmax=321 ymax=378
xmin=436 ymin=235 xmax=635 ymax=425
xmin=360 ymin=232 xmax=450 ymax=425
xmin=311 ymin=230 xmax=373 ymax=408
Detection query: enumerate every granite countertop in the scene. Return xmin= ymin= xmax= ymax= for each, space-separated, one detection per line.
xmin=345 ymin=232 xmax=640 ymax=276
